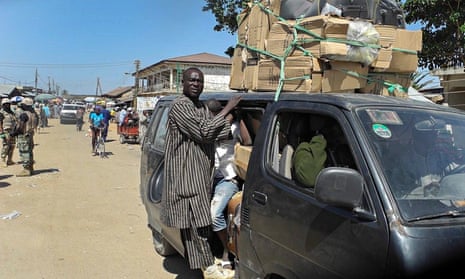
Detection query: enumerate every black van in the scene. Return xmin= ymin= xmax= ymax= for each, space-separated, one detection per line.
xmin=140 ymin=92 xmax=465 ymax=278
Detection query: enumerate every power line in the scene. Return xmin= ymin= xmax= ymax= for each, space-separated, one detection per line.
xmin=0 ymin=61 xmax=133 ymax=69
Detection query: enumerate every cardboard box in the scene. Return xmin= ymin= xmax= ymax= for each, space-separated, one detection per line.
xmin=237 ymin=9 xmax=250 ymax=45
xmin=322 ymin=16 xmax=350 ymax=39
xmin=322 ymin=61 xmax=368 ymax=92
xmin=321 ymin=18 xmax=381 ymax=65
xmin=234 ymin=143 xmax=253 ymax=180
xmin=358 ymin=72 xmax=410 ymax=97
xmin=247 ymin=3 xmax=278 ymax=51
xmin=320 ymin=41 xmax=348 ymax=59
xmin=253 ymin=56 xmax=319 ymax=92
xmin=295 ymin=15 xmax=327 ymax=40
xmin=388 ymin=29 xmax=422 ymax=72
xmin=244 ymin=52 xmax=260 ymax=90
xmin=371 ymin=47 xmax=392 ymax=70
xmin=266 ymin=19 xmax=321 ymax=58
xmin=229 ymin=47 xmax=247 ymax=90
xmin=375 ymin=24 xmax=397 ymax=47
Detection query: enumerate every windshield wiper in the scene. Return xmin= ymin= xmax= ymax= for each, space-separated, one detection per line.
xmin=409 ymin=210 xmax=465 ymax=222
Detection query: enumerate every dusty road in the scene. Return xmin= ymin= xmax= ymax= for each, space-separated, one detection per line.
xmin=0 ymin=117 xmax=201 ymax=279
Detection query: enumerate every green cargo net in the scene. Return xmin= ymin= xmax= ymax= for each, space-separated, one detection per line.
xmin=236 ymin=1 xmax=412 ymax=101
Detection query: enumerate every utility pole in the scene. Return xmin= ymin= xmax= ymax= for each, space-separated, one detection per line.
xmin=34 ymin=68 xmax=38 ymax=95
xmin=48 ymin=76 xmax=51 ymax=93
xmin=133 ymin=59 xmax=140 ymax=111
xmin=96 ymin=77 xmax=102 ymax=97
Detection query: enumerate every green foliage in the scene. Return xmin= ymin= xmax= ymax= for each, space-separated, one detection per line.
xmin=202 ymin=0 xmax=245 ymax=34
xmin=410 ymin=70 xmax=435 ymax=90
xmin=402 ymin=0 xmax=465 ymax=70
xmin=202 ymin=0 xmax=247 ymax=57
xmin=203 ymin=1 xmax=465 ymax=69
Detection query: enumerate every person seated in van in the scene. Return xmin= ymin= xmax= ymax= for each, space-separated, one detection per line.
xmin=206 ymin=98 xmax=251 ymax=271
xmin=292 ymin=133 xmax=328 ymax=188
xmin=387 ymin=119 xmax=461 ymax=197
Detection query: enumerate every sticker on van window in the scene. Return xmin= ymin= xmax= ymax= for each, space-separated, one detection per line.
xmin=366 ymin=109 xmax=403 ymax=125
xmin=372 ymin=124 xmax=392 ymax=139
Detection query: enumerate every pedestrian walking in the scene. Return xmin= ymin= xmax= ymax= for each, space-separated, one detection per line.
xmin=101 ymin=104 xmax=111 ymax=141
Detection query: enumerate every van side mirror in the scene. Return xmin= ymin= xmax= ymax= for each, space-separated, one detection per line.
xmin=315 ymin=167 xmax=364 ymax=209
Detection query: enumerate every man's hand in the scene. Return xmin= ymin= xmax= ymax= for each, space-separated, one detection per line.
xmin=19 ymin=113 xmax=29 ymax=122
xmin=219 ymin=95 xmax=242 ymax=117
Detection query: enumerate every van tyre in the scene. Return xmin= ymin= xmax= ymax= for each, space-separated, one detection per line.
xmin=152 ymin=229 xmax=176 ymax=256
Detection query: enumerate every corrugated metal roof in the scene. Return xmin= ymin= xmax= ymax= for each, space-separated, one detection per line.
xmin=163 ymin=52 xmax=231 ymax=65
xmin=0 ymin=84 xmax=17 ymax=95
xmin=102 ymin=86 xmax=133 ymax=98
xmin=139 ymin=52 xmax=231 ymax=73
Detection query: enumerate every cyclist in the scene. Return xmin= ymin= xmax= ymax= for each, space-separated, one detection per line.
xmin=89 ymin=106 xmax=105 ymax=156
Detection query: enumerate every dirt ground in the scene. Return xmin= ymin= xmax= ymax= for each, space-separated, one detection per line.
xmin=0 ymin=117 xmax=201 ymax=279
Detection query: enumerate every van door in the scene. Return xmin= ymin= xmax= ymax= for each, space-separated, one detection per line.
xmin=140 ymin=100 xmax=184 ymax=256
xmin=239 ymin=100 xmax=389 ymax=279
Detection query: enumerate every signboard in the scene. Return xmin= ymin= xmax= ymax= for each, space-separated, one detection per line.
xmin=136 ymin=96 xmax=160 ymax=113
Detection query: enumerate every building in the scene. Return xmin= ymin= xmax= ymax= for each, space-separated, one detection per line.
xmin=432 ymin=67 xmax=465 ymax=110
xmin=135 ymin=52 xmax=233 ymax=95
xmin=101 ymin=52 xmax=233 ymax=110
xmin=101 ymin=86 xmax=133 ymax=105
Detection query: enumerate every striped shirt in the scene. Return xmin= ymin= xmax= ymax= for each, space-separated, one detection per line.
xmin=161 ymin=95 xmax=231 ymax=229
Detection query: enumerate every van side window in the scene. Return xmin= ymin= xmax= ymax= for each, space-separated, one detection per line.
xmin=269 ymin=111 xmax=357 ymax=187
xmin=153 ymin=107 xmax=169 ymax=150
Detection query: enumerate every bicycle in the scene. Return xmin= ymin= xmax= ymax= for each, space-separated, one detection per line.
xmin=92 ymin=125 xmax=107 ymax=158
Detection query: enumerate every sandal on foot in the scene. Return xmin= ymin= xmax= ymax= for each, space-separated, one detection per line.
xmin=221 ymin=260 xmax=233 ymax=270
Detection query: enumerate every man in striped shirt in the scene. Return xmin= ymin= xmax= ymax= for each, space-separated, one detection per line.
xmin=161 ymin=67 xmax=240 ymax=279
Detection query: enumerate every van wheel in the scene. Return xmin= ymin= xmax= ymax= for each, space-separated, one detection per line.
xmin=152 ymin=229 xmax=177 ymax=256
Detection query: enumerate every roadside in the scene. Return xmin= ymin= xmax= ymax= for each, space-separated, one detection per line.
xmin=0 ymin=118 xmax=194 ymax=279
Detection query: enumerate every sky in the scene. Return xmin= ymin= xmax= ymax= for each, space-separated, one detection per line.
xmin=0 ymin=0 xmax=237 ymax=95
xmin=0 ymin=1 xmax=434 ymax=95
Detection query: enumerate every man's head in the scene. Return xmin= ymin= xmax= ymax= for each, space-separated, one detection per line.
xmin=94 ymin=106 xmax=102 ymax=114
xmin=21 ymin=97 xmax=34 ymax=108
xmin=182 ymin=67 xmax=204 ymax=99
xmin=1 ymin=98 xmax=11 ymax=107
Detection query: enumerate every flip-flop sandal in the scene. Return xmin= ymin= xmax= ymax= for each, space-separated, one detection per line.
xmin=221 ymin=260 xmax=233 ymax=270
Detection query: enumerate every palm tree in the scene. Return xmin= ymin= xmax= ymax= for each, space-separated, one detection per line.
xmin=410 ymin=70 xmax=435 ymax=91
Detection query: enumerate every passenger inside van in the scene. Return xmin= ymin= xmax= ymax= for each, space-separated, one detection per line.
xmin=206 ymin=99 xmax=251 ymax=271
xmin=274 ymin=112 xmax=356 ymax=186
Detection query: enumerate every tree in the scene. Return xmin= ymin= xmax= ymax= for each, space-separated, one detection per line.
xmin=202 ymin=0 xmax=246 ymax=57
xmin=410 ymin=70 xmax=435 ymax=90
xmin=402 ymin=0 xmax=465 ymax=70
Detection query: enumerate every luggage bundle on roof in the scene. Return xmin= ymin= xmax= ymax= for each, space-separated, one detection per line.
xmin=229 ymin=0 xmax=422 ymax=98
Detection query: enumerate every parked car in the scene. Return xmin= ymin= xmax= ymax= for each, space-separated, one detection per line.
xmin=59 ymin=103 xmax=86 ymax=124
xmin=140 ymin=92 xmax=465 ymax=278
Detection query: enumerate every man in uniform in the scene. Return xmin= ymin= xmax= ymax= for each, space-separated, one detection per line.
xmin=0 ymin=98 xmax=17 ymax=167
xmin=15 ymin=97 xmax=38 ymax=177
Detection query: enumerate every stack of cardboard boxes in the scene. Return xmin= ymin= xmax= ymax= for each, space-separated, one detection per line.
xmin=229 ymin=0 xmax=422 ymax=97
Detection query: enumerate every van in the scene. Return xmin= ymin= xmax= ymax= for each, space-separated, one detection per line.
xmin=140 ymin=92 xmax=465 ymax=278
xmin=59 ymin=103 xmax=86 ymax=124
